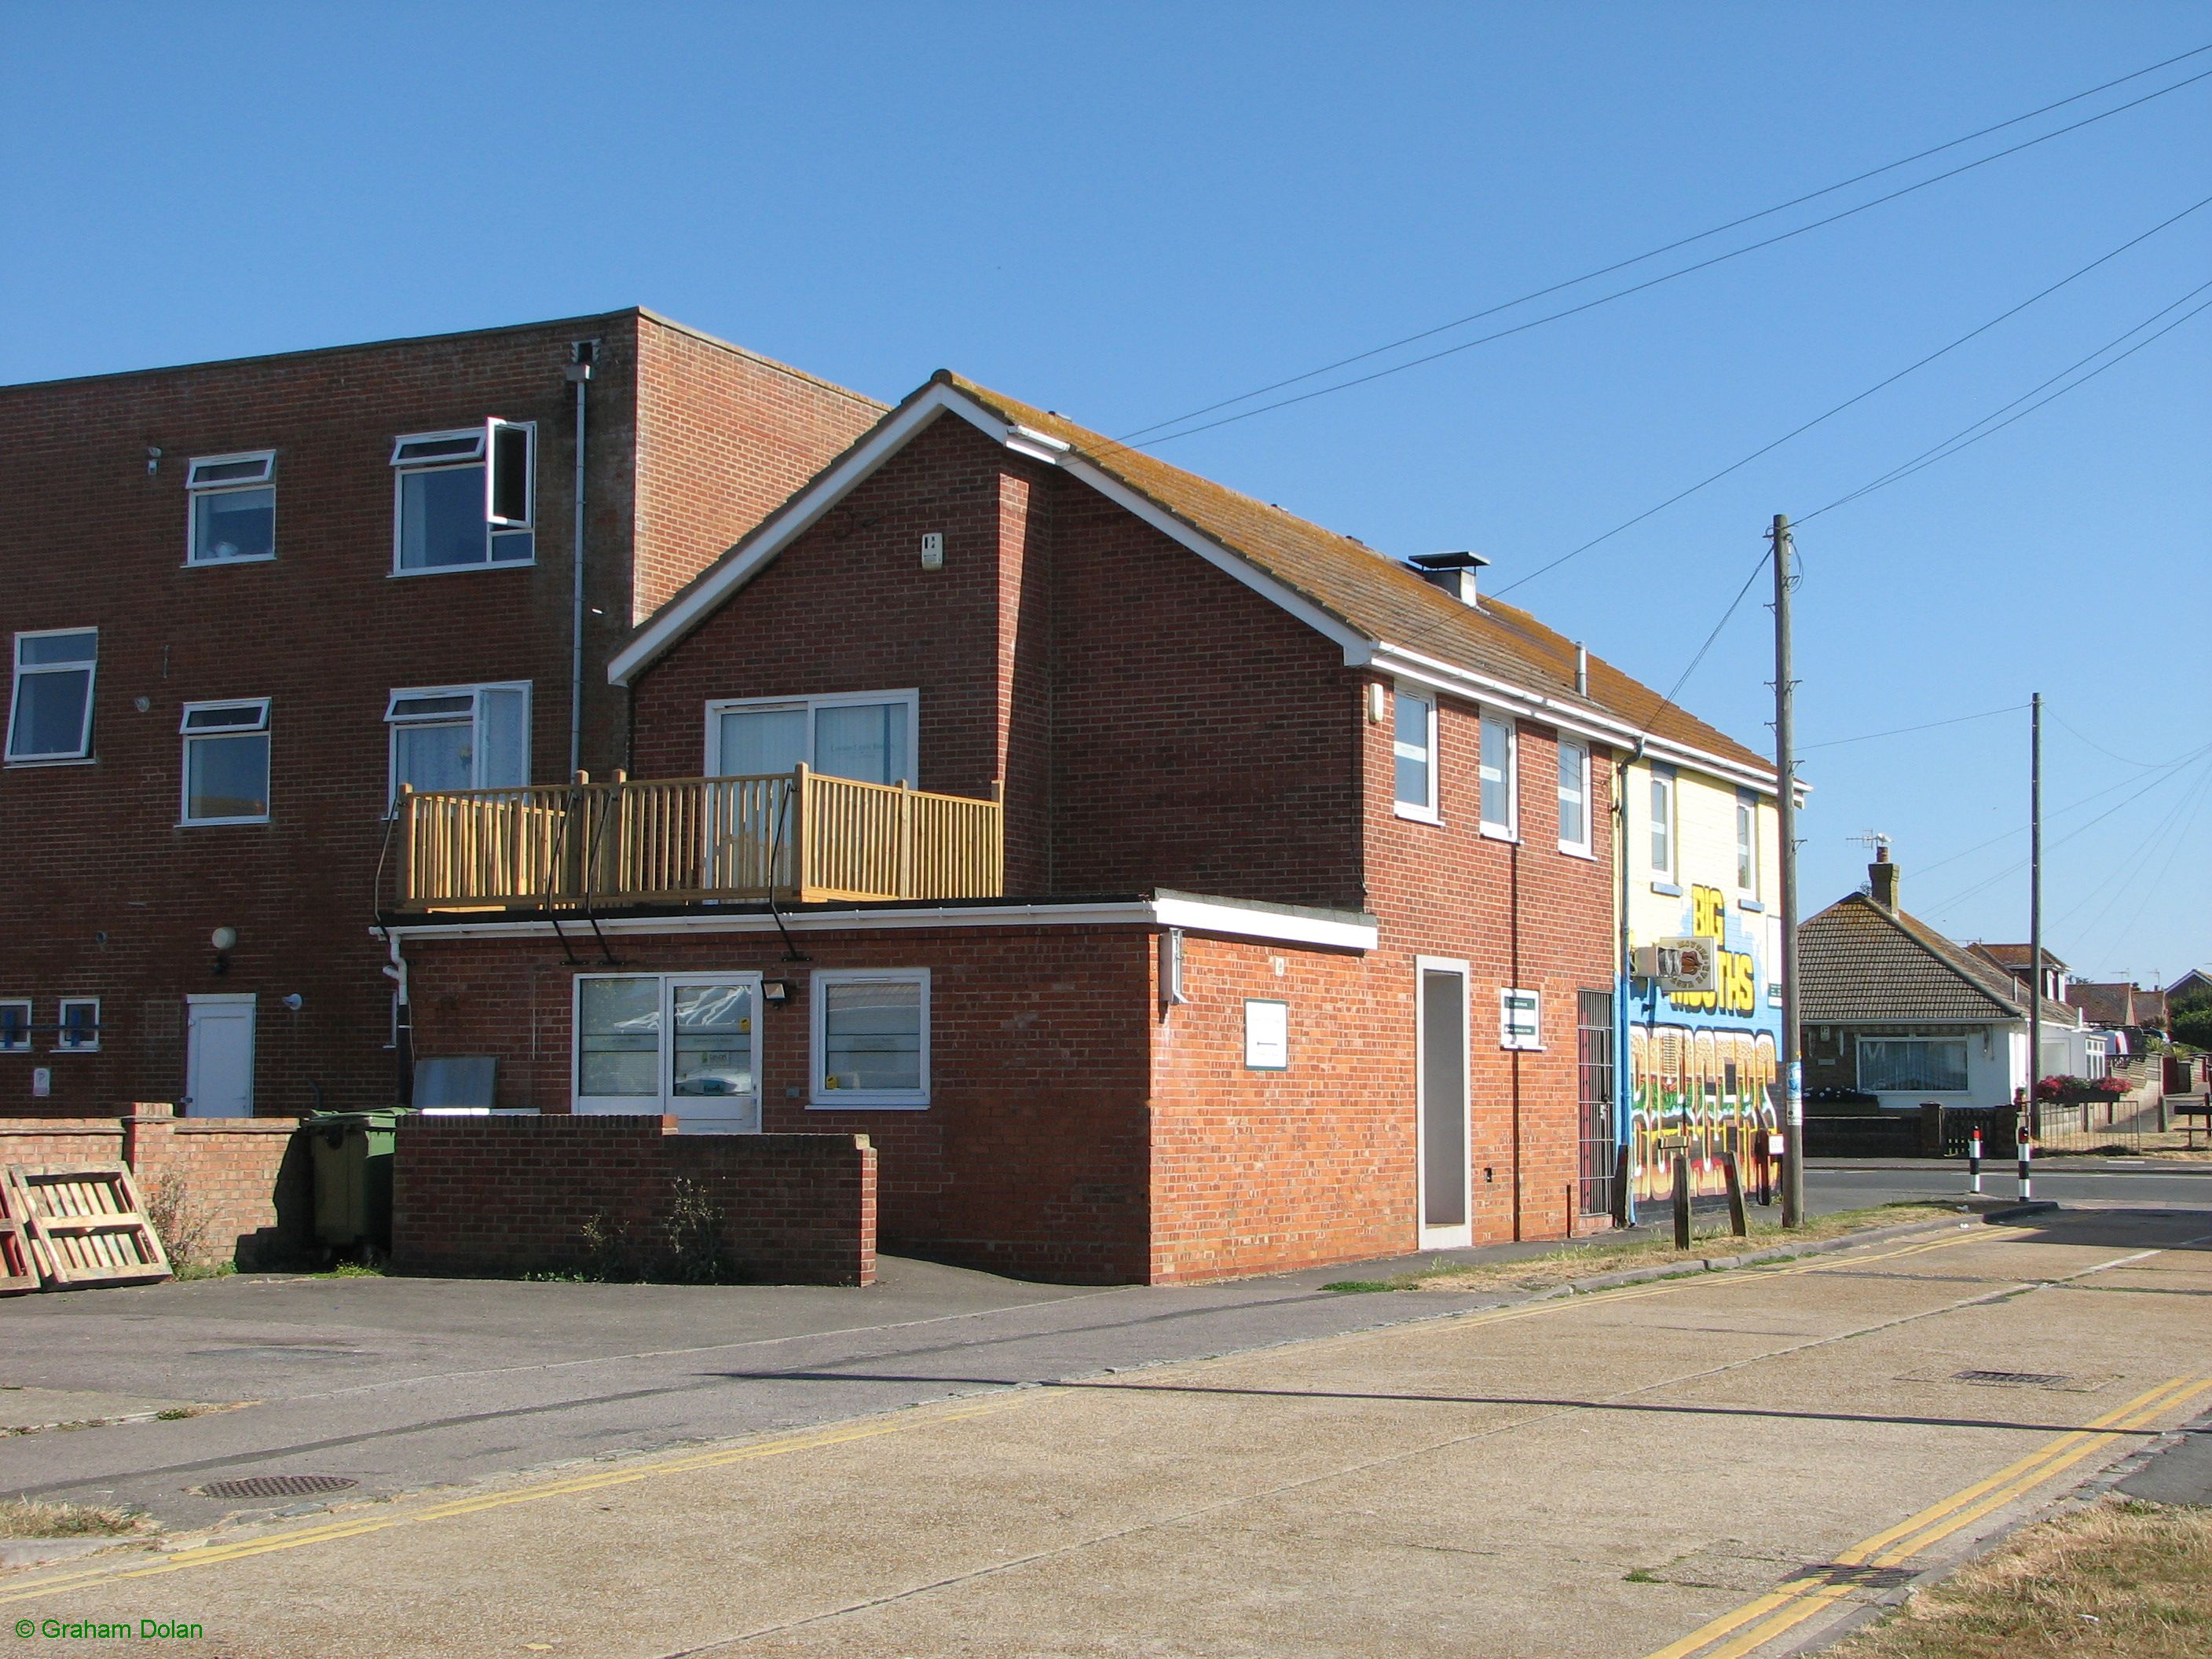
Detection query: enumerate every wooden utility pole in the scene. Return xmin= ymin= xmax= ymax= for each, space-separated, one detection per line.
xmin=1774 ymin=515 xmax=1805 ymax=1229
xmin=2028 ymin=692 xmax=2043 ymax=1138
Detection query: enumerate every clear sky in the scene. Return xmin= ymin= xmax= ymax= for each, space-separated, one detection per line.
xmin=5 ymin=3 xmax=2206 ymax=983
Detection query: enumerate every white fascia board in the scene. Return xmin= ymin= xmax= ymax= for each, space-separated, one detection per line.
xmin=609 ymin=383 xmax=975 ymax=686
xmin=1371 ymin=643 xmax=1780 ymax=797
xmin=380 ymin=896 xmax=1377 ymax=952
xmin=1048 ymin=455 xmax=1375 ymax=662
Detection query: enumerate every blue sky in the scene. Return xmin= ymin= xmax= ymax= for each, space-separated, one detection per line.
xmin=5 ymin=3 xmax=2206 ymax=983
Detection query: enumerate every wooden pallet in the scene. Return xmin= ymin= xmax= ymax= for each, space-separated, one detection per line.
xmin=2 ymin=1163 xmax=172 ymax=1289
xmin=0 ymin=1178 xmax=36 ymax=1295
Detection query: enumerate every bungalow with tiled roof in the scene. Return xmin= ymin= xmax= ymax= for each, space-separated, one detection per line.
xmin=380 ymin=372 xmax=1778 ymax=1282
xmin=1799 ymin=848 xmax=2102 ymax=1112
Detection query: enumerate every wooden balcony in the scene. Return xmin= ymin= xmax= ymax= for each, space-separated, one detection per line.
xmin=392 ymin=764 xmax=1004 ymax=912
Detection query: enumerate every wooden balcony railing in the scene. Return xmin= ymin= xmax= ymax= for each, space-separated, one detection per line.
xmin=392 ymin=764 xmax=1004 ymax=912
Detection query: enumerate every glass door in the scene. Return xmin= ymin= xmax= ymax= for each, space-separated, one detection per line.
xmin=668 ymin=978 xmax=760 ymax=1133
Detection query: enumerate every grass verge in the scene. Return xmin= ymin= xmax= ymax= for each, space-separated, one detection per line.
xmin=1323 ymin=1203 xmax=1963 ymax=1294
xmin=1825 ymin=1496 xmax=2212 ymax=1659
xmin=0 ymin=1500 xmax=148 ymax=1540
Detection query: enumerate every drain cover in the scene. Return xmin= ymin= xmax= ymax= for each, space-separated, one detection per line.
xmin=195 ymin=1474 xmax=358 ymax=1500
xmin=1954 ymin=1368 xmax=2073 ymax=1388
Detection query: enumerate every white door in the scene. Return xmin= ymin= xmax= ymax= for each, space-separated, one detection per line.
xmin=185 ymin=994 xmax=256 ymax=1118
xmin=1415 ymin=960 xmax=1471 ymax=1248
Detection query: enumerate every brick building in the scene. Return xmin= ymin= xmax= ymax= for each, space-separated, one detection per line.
xmin=386 ymin=373 xmax=1777 ymax=1282
xmin=1 ymin=310 xmax=880 ymax=1119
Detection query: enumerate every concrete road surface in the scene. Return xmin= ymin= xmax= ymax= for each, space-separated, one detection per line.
xmin=3 ymin=1203 xmax=2207 ymax=1658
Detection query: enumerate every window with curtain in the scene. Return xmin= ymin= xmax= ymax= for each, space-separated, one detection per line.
xmin=1857 ymin=1038 xmax=1969 ymax=1093
xmin=709 ymin=693 xmax=914 ymax=786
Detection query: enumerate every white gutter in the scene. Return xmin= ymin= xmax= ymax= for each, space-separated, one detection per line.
xmin=379 ymin=894 xmax=1379 ymax=953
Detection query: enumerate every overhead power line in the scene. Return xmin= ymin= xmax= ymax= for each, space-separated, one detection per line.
xmin=1799 ymin=283 xmax=2212 ymax=522
xmin=1799 ymin=704 xmax=2027 ymax=752
xmin=1492 ymin=194 xmax=2212 ymax=597
xmin=1115 ymin=58 xmax=2212 ymax=452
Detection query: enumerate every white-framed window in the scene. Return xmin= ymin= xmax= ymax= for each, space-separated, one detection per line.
xmin=1736 ymin=793 xmax=1759 ymax=895
xmin=708 ymin=690 xmax=917 ymax=786
xmin=1500 ymin=987 xmax=1543 ymax=1051
xmin=0 ymin=1001 xmax=27 ymax=1053
xmin=1557 ymin=738 xmax=1591 ymax=856
xmin=574 ymin=972 xmax=763 ymax=1130
xmin=1857 ymin=1037 xmax=1969 ymax=1093
xmin=1392 ymin=687 xmax=1438 ymax=820
xmin=185 ymin=451 xmax=276 ymax=564
xmin=8 ymin=628 xmax=97 ymax=764
xmin=1649 ymin=767 xmax=1677 ymax=883
xmin=386 ymin=683 xmax=531 ymax=804
xmin=811 ymin=969 xmax=930 ymax=1108
xmin=1478 ymin=710 xmax=1517 ymax=837
xmin=180 ymin=698 xmax=271 ymax=825
xmin=56 ymin=998 xmax=99 ymax=1053
xmin=390 ymin=420 xmax=535 ymax=573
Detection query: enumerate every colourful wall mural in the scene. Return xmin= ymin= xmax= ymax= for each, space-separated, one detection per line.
xmin=1626 ymin=877 xmax=1785 ymax=1203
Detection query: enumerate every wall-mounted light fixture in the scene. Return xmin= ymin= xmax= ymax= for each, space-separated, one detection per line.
xmin=761 ymin=979 xmax=794 ymax=1006
xmin=282 ymin=993 xmax=304 ymax=1012
xmin=210 ymin=925 xmax=237 ymax=976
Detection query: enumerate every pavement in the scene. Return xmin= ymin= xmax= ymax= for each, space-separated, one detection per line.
xmin=2 ymin=1202 xmax=2207 ymax=1657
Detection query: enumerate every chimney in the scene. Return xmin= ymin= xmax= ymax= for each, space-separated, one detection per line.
xmin=1405 ymin=550 xmax=1490 ymax=608
xmin=1868 ymin=844 xmax=1900 ymax=910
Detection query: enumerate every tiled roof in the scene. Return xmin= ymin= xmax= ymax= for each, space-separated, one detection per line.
xmin=1799 ymin=895 xmax=2079 ymax=1026
xmin=1968 ymin=941 xmax=2072 ymax=972
xmin=2066 ymin=982 xmax=2143 ymax=1027
xmin=944 ymin=376 xmax=1774 ymax=776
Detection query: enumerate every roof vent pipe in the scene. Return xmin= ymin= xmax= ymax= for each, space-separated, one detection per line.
xmin=1575 ymin=643 xmax=1588 ymax=697
xmin=1404 ymin=550 xmax=1490 ymax=608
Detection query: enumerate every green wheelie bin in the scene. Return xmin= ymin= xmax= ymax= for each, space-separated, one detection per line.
xmin=306 ymin=1110 xmax=408 ymax=1258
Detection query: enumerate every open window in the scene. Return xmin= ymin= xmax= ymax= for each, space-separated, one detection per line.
xmin=186 ymin=451 xmax=276 ymax=564
xmin=180 ymin=698 xmax=271 ymax=825
xmin=7 ymin=628 xmax=97 ymax=764
xmin=391 ymin=420 xmax=535 ymax=571
xmin=386 ymin=683 xmax=530 ymax=804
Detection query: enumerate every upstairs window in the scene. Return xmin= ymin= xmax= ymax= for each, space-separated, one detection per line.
xmin=391 ymin=420 xmax=535 ymax=572
xmin=1649 ymin=768 xmax=1677 ymax=883
xmin=186 ymin=452 xmax=276 ymax=564
xmin=0 ymin=1001 xmax=27 ymax=1053
xmin=1478 ymin=711 xmax=1517 ymax=836
xmin=1736 ymin=793 xmax=1759 ymax=894
xmin=708 ymin=690 xmax=916 ymax=786
xmin=180 ymin=698 xmax=271 ymax=825
xmin=1392 ymin=688 xmax=1437 ymax=819
xmin=57 ymin=998 xmax=100 ymax=1053
xmin=7 ymin=628 xmax=97 ymax=763
xmin=1557 ymin=738 xmax=1591 ymax=855
xmin=386 ymin=683 xmax=531 ymax=803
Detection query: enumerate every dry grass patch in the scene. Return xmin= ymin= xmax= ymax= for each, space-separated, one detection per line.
xmin=1365 ymin=1203 xmax=1962 ymax=1293
xmin=0 ymin=1500 xmax=148 ymax=1540
xmin=1826 ymin=1496 xmax=2212 ymax=1659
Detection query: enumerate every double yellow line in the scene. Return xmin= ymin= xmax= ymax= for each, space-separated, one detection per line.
xmin=0 ymin=1393 xmax=1044 ymax=1609
xmin=1643 ymin=1372 xmax=2212 ymax=1659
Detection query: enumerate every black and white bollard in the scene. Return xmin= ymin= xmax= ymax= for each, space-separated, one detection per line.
xmin=1968 ymin=1129 xmax=1983 ymax=1195
xmin=2016 ymin=1134 xmax=2033 ymax=1202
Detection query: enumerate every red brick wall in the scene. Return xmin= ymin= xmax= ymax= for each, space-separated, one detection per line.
xmin=631 ymin=317 xmax=883 ymax=625
xmin=398 ymin=924 xmax=1157 ymax=1282
xmin=1042 ymin=484 xmax=1361 ymax=907
xmin=1359 ymin=683 xmax=1618 ymax=1245
xmin=1 ymin=310 xmax=872 ymax=1121
xmin=390 ymin=1114 xmax=875 ymax=1286
xmin=1148 ymin=934 xmax=1412 ymax=1281
xmin=0 ymin=1105 xmax=307 ymax=1269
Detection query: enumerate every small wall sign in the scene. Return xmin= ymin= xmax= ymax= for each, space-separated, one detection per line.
xmin=31 ymin=1067 xmax=52 ymax=1098
xmin=1244 ymin=999 xmax=1289 ymax=1070
xmin=1500 ymin=988 xmax=1542 ymax=1051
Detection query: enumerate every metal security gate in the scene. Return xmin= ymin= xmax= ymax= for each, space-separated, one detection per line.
xmin=1577 ymin=990 xmax=1617 ymax=1216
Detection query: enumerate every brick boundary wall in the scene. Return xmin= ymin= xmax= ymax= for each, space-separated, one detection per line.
xmin=390 ymin=1115 xmax=877 ymax=1287
xmin=0 ymin=1104 xmax=309 ymax=1269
